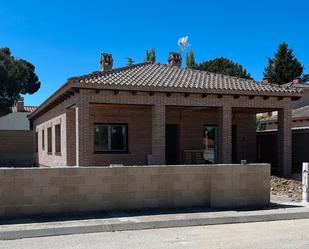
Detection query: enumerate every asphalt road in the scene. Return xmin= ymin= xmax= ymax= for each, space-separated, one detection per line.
xmin=1 ymin=219 xmax=309 ymax=249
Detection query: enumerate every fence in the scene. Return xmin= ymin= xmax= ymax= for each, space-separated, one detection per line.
xmin=0 ymin=164 xmax=270 ymax=217
xmin=0 ymin=130 xmax=34 ymax=167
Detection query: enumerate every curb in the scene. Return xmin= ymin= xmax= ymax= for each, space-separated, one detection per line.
xmin=1 ymin=208 xmax=309 ymax=240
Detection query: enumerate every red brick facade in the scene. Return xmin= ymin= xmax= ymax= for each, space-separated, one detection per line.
xmin=31 ymin=88 xmax=293 ymax=176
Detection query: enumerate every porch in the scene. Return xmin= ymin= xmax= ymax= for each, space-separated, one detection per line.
xmin=66 ymin=101 xmax=291 ymax=175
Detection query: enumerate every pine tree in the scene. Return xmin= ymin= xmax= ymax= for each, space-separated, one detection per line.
xmin=0 ymin=47 xmax=40 ymax=116
xmin=186 ymin=50 xmax=196 ymax=69
xmin=264 ymin=42 xmax=303 ymax=85
xmin=145 ymin=48 xmax=156 ymax=63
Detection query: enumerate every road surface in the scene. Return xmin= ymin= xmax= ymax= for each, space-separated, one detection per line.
xmin=1 ymin=219 xmax=309 ymax=249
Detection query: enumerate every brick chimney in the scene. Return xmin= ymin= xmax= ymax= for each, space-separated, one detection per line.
xmin=293 ymin=77 xmax=302 ymax=84
xmin=262 ymin=77 xmax=272 ymax=84
xmin=168 ymin=52 xmax=182 ymax=67
xmin=100 ymin=53 xmax=113 ymax=72
xmin=15 ymin=97 xmax=24 ymax=112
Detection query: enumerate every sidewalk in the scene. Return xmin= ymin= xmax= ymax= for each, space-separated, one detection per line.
xmin=1 ymin=196 xmax=308 ymax=240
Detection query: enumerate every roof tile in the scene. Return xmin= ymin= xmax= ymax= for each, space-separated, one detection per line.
xmin=71 ymin=62 xmax=300 ymax=94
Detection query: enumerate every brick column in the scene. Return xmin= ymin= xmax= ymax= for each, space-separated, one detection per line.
xmin=218 ymin=106 xmax=232 ymax=164
xmin=66 ymin=107 xmax=76 ymax=166
xmin=278 ymin=107 xmax=292 ymax=177
xmin=152 ymin=104 xmax=166 ymax=165
xmin=76 ymin=99 xmax=91 ymax=166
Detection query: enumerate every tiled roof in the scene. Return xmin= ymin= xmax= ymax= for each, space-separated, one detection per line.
xmin=24 ymin=106 xmax=38 ymax=112
xmin=263 ymin=105 xmax=309 ymax=122
xmin=71 ymin=62 xmax=300 ymax=95
xmin=281 ymin=82 xmax=309 ymax=89
xmin=11 ymin=105 xmax=38 ymax=113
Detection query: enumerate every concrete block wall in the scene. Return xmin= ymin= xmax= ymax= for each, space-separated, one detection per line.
xmin=0 ymin=130 xmax=34 ymax=154
xmin=210 ymin=164 xmax=270 ymax=208
xmin=0 ymin=164 xmax=270 ymax=217
xmin=0 ymin=130 xmax=34 ymax=167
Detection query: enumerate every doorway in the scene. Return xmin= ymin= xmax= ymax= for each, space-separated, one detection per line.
xmin=165 ymin=124 xmax=179 ymax=165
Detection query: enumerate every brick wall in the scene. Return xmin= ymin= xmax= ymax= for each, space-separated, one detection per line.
xmin=233 ymin=112 xmax=257 ymax=162
xmin=35 ymin=113 xmax=67 ymax=167
xmin=258 ymin=129 xmax=309 ymax=174
xmin=86 ymin=105 xmax=257 ymax=166
xmin=31 ymin=89 xmax=292 ymax=171
xmin=90 ymin=105 xmax=152 ymax=166
xmin=0 ymin=164 xmax=270 ymax=217
xmin=265 ymin=119 xmax=309 ymax=130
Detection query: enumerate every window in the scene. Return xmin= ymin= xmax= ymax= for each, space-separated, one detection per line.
xmin=47 ymin=127 xmax=52 ymax=153
xmin=55 ymin=124 xmax=61 ymax=153
xmin=42 ymin=129 xmax=45 ymax=150
xmin=94 ymin=124 xmax=128 ymax=153
xmin=202 ymin=125 xmax=218 ymax=163
xmin=35 ymin=132 xmax=38 ymax=152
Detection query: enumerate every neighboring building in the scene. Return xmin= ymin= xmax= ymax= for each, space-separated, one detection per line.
xmin=28 ymin=52 xmax=301 ymax=176
xmin=262 ymin=105 xmax=309 ymax=130
xmin=0 ymin=98 xmax=37 ymax=167
xmin=282 ymin=78 xmax=309 ymax=109
xmin=0 ymin=97 xmax=37 ymax=130
xmin=258 ymin=79 xmax=309 ymax=174
xmin=258 ymin=78 xmax=309 ymax=119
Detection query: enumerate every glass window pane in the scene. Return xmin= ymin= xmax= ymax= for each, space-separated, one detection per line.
xmin=111 ymin=125 xmax=126 ymax=151
xmin=42 ymin=129 xmax=45 ymax=149
xmin=203 ymin=125 xmax=217 ymax=163
xmin=55 ymin=125 xmax=61 ymax=153
xmin=47 ymin=127 xmax=52 ymax=153
xmin=35 ymin=132 xmax=38 ymax=152
xmin=94 ymin=125 xmax=109 ymax=151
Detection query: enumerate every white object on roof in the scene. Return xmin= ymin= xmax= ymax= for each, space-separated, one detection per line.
xmin=178 ymin=36 xmax=189 ymax=51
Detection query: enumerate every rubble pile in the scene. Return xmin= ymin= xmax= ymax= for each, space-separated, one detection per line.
xmin=271 ymin=176 xmax=302 ymax=201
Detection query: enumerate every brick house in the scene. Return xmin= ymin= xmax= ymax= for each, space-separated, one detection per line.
xmin=28 ymin=52 xmax=301 ymax=176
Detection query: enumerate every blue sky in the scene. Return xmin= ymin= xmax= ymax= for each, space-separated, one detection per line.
xmin=1 ymin=0 xmax=308 ymax=106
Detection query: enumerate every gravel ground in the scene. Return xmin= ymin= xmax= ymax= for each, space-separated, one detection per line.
xmin=271 ymin=176 xmax=302 ymax=201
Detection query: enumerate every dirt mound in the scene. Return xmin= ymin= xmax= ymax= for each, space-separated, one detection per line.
xmin=271 ymin=176 xmax=302 ymax=202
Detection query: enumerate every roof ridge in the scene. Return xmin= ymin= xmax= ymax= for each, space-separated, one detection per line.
xmin=155 ymin=63 xmax=259 ymax=83
xmin=71 ymin=61 xmax=260 ymax=84
xmin=65 ymin=61 xmax=300 ymax=95
xmin=69 ymin=61 xmax=153 ymax=82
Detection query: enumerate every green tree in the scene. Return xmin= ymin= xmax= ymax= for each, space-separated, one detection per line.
xmin=264 ymin=42 xmax=303 ymax=85
xmin=0 ymin=48 xmax=40 ymax=116
xmin=195 ymin=57 xmax=252 ymax=79
xmin=126 ymin=57 xmax=134 ymax=65
xmin=256 ymin=115 xmax=266 ymax=132
xmin=145 ymin=48 xmax=156 ymax=63
xmin=186 ymin=50 xmax=195 ymax=69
